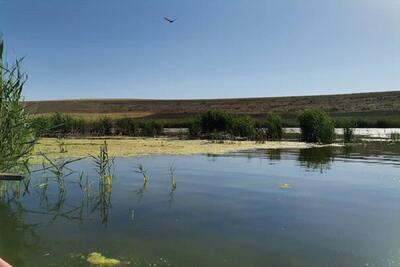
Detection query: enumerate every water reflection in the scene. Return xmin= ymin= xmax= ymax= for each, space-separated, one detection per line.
xmin=297 ymin=147 xmax=335 ymax=172
xmin=135 ymin=180 xmax=148 ymax=202
xmin=266 ymin=149 xmax=282 ymax=161
xmin=1 ymin=145 xmax=400 ymax=267
xmin=93 ymin=174 xmax=113 ymax=226
xmin=0 ymin=164 xmax=115 ymax=229
xmin=0 ymin=195 xmax=42 ymax=266
xmin=168 ymin=165 xmax=177 ymax=206
xmin=1 ymin=156 xmax=188 ymax=230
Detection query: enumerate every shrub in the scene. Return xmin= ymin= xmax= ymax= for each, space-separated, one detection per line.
xmin=188 ymin=119 xmax=201 ymax=138
xmin=32 ymin=116 xmax=166 ymax=137
xmin=33 ymin=114 xmax=87 ymax=137
xmin=48 ymin=113 xmax=85 ymax=136
xmin=0 ymin=39 xmax=36 ymax=171
xmin=265 ymin=113 xmax=283 ymax=140
xmin=31 ymin=116 xmax=52 ymax=137
xmin=254 ymin=129 xmax=267 ymax=143
xmin=298 ymin=109 xmax=335 ymax=144
xmin=115 ymin=117 xmax=138 ymax=136
xmin=198 ymin=110 xmax=257 ymax=139
xmin=91 ymin=117 xmax=113 ymax=136
xmin=342 ymin=119 xmax=355 ymax=143
xmin=200 ymin=110 xmax=234 ymax=132
xmin=230 ymin=116 xmax=255 ymax=138
xmin=52 ymin=113 xmax=70 ymax=135
xmin=70 ymin=117 xmax=85 ymax=135
xmin=139 ymin=121 xmax=164 ymax=137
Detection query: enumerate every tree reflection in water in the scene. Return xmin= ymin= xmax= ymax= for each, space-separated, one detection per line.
xmin=297 ymin=147 xmax=336 ymax=173
xmin=266 ymin=149 xmax=282 ymax=161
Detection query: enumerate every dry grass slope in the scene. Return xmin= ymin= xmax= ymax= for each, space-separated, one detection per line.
xmin=26 ymin=91 xmax=400 ymax=122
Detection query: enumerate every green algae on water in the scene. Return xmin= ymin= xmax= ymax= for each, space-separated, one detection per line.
xmin=87 ymin=252 xmax=121 ymax=266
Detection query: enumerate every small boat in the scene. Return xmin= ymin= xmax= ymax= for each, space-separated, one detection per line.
xmin=0 ymin=173 xmax=25 ymax=181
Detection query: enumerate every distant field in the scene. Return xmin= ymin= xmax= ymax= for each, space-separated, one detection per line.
xmin=26 ymin=91 xmax=400 ymax=125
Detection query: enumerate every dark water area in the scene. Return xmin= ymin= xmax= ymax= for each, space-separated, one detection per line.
xmin=1 ymin=144 xmax=400 ymax=267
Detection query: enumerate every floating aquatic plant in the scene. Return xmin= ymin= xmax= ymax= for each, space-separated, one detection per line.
xmin=87 ymin=252 xmax=120 ymax=266
xmin=279 ymin=183 xmax=291 ymax=189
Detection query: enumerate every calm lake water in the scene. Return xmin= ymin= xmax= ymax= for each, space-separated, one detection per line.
xmin=1 ymin=144 xmax=400 ymax=267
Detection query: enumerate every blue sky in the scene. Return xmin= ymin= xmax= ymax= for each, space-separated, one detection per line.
xmin=1 ymin=0 xmax=399 ymax=100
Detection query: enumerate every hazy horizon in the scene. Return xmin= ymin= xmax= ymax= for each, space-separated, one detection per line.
xmin=23 ymin=89 xmax=399 ymax=102
xmin=1 ymin=0 xmax=399 ymax=101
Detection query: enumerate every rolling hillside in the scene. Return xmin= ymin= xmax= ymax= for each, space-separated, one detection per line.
xmin=26 ymin=91 xmax=400 ymax=124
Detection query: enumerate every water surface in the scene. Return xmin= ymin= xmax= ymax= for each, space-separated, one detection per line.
xmin=1 ymin=144 xmax=400 ymax=267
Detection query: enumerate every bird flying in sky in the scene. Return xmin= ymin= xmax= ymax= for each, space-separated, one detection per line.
xmin=163 ymin=17 xmax=176 ymax=23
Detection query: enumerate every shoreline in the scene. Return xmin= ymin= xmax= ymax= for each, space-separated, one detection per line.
xmin=31 ymin=137 xmax=340 ymax=162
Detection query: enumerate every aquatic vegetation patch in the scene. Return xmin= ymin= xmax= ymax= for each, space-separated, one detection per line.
xmin=31 ymin=138 xmax=321 ymax=162
xmin=87 ymin=252 xmax=120 ymax=266
xmin=279 ymin=183 xmax=291 ymax=189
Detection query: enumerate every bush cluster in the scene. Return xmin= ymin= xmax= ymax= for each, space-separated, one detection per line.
xmin=265 ymin=113 xmax=283 ymax=140
xmin=32 ymin=113 xmax=85 ymax=137
xmin=195 ymin=110 xmax=255 ymax=139
xmin=32 ymin=114 xmax=164 ymax=137
xmin=298 ymin=109 xmax=335 ymax=144
xmin=341 ymin=119 xmax=355 ymax=143
xmin=189 ymin=110 xmax=283 ymax=141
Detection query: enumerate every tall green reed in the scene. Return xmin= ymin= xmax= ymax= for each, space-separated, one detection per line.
xmin=91 ymin=140 xmax=115 ymax=178
xmin=90 ymin=141 xmax=115 ymax=226
xmin=134 ymin=163 xmax=149 ymax=184
xmin=0 ymin=38 xmax=36 ymax=172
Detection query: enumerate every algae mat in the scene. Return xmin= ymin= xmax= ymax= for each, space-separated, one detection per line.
xmin=32 ymin=137 xmax=327 ymax=161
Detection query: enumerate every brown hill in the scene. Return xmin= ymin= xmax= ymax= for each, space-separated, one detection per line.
xmin=26 ymin=91 xmax=400 ymax=122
